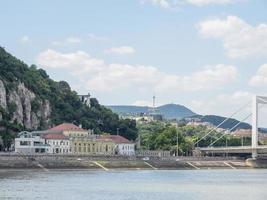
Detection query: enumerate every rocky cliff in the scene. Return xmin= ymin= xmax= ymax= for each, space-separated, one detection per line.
xmin=0 ymin=79 xmax=51 ymax=130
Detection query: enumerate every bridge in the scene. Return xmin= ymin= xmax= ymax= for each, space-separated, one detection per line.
xmin=195 ymin=95 xmax=267 ymax=158
xmin=195 ymin=146 xmax=267 ymax=157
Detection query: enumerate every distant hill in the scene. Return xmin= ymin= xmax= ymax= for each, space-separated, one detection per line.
xmin=108 ymin=104 xmax=254 ymax=131
xmin=107 ymin=105 xmax=149 ymax=115
xmin=107 ymin=104 xmax=196 ymax=120
xmin=184 ymin=115 xmax=251 ymax=131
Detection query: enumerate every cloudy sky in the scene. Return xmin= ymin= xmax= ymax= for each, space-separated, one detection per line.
xmin=1 ymin=0 xmax=267 ymax=124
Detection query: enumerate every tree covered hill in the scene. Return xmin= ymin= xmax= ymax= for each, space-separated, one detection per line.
xmin=108 ymin=104 xmax=252 ymax=131
xmin=107 ymin=103 xmax=196 ymax=119
xmin=0 ymin=47 xmax=137 ymax=149
xmin=182 ymin=115 xmax=251 ymax=131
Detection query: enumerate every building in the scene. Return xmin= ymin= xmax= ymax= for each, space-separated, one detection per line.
xmin=44 ymin=133 xmax=70 ymax=154
xmin=15 ymin=131 xmax=49 ymax=154
xmin=232 ymin=129 xmax=267 ymax=142
xmin=70 ymin=136 xmax=115 ymax=155
xmin=48 ymin=123 xmax=115 ymax=155
xmin=14 ymin=123 xmax=136 ymax=156
xmin=102 ymin=135 xmax=135 ymax=156
xmin=49 ymin=123 xmax=89 ymax=138
xmin=78 ymin=93 xmax=91 ymax=107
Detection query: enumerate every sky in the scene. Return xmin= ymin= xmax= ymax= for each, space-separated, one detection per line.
xmin=0 ymin=0 xmax=267 ymax=125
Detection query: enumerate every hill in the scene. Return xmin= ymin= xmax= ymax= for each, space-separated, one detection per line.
xmin=0 ymin=47 xmax=137 ymax=149
xmin=183 ymin=115 xmax=251 ymax=131
xmin=107 ymin=103 xmax=196 ymax=119
xmin=108 ymin=104 xmax=252 ymax=131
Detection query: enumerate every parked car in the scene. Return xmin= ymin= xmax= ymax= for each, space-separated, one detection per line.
xmin=142 ymin=157 xmax=150 ymax=161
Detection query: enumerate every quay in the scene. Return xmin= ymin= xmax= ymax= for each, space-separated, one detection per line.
xmin=0 ymin=153 xmax=261 ymax=170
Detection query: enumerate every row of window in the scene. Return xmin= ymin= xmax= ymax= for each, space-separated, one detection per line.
xmin=121 ymin=145 xmax=134 ymax=150
xmin=47 ymin=140 xmax=69 ymax=146
xmin=68 ymin=133 xmax=88 ymax=137
xmin=53 ymin=148 xmax=69 ymax=154
xmin=74 ymin=144 xmax=112 ymax=153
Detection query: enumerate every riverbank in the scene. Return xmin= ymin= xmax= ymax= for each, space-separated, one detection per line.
xmin=0 ymin=153 xmax=255 ymax=170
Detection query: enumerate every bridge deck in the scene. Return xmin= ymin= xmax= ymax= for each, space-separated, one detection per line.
xmin=197 ymin=145 xmax=267 ymax=154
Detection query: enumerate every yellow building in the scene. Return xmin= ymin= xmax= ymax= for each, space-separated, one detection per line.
xmin=70 ymin=137 xmax=115 ymax=155
xmin=48 ymin=123 xmax=115 ymax=155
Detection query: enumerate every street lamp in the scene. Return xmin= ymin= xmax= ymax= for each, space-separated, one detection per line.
xmin=176 ymin=130 xmax=179 ymax=157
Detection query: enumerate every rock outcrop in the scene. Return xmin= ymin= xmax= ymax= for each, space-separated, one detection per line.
xmin=0 ymin=80 xmax=7 ymax=110
xmin=1 ymin=79 xmax=51 ymax=130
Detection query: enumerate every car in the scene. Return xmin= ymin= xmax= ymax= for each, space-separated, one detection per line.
xmin=142 ymin=157 xmax=150 ymax=161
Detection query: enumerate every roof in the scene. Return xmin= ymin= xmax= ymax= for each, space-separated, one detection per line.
xmin=49 ymin=123 xmax=87 ymax=132
xmin=43 ymin=133 xmax=68 ymax=140
xmin=101 ymin=135 xmax=133 ymax=144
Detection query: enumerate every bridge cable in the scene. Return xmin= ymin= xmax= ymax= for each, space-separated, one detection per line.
xmin=208 ymin=104 xmax=266 ymax=147
xmin=208 ymin=113 xmax=252 ymax=147
xmin=194 ymin=100 xmax=251 ymax=146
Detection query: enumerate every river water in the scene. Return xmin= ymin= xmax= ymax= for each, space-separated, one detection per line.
xmin=0 ymin=169 xmax=267 ymax=200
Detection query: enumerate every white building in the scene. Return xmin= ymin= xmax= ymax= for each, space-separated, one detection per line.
xmin=44 ymin=133 xmax=70 ymax=154
xmin=15 ymin=131 xmax=49 ymax=154
xmin=102 ymin=135 xmax=135 ymax=156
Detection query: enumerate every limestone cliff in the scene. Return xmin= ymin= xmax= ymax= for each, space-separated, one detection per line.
xmin=0 ymin=79 xmax=51 ymax=130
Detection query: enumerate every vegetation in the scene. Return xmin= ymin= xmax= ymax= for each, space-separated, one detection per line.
xmin=0 ymin=47 xmax=138 ymax=150
xmin=138 ymin=122 xmax=251 ymax=156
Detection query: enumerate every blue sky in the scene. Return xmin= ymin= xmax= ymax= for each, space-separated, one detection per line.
xmin=1 ymin=0 xmax=267 ymax=124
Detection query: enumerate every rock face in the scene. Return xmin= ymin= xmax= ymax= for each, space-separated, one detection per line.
xmin=0 ymin=79 xmax=51 ymax=130
xmin=0 ymin=80 xmax=7 ymax=110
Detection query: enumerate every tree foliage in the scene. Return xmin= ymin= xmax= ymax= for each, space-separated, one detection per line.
xmin=0 ymin=47 xmax=138 ymax=149
xmin=138 ymin=122 xmax=251 ymax=155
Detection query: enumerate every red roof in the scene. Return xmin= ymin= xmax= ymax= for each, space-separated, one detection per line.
xmin=43 ymin=134 xmax=68 ymax=140
xmin=101 ymin=135 xmax=132 ymax=144
xmin=49 ymin=123 xmax=86 ymax=132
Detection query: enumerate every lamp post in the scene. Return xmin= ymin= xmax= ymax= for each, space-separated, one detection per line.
xmin=176 ymin=130 xmax=179 ymax=157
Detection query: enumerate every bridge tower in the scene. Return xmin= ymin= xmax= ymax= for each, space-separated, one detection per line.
xmin=252 ymin=95 xmax=267 ymax=158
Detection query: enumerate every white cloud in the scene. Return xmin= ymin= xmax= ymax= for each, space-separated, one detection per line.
xmin=141 ymin=0 xmax=239 ymax=8
xmin=189 ymin=91 xmax=252 ymax=117
xmin=104 ymin=46 xmax=136 ymax=55
xmin=36 ymin=49 xmax=104 ymax=75
xmin=20 ymin=35 xmax=29 ymax=43
xmin=51 ymin=41 xmax=61 ymax=46
xmin=157 ymin=64 xmax=238 ymax=91
xmin=36 ymin=49 xmax=238 ymax=93
xmin=198 ymin=16 xmax=267 ymax=58
xmin=51 ymin=34 xmax=109 ymax=46
xmin=249 ymin=64 xmax=267 ymax=86
xmin=142 ymin=0 xmax=170 ymax=8
xmin=87 ymin=34 xmax=109 ymax=42
xmin=132 ymin=100 xmax=153 ymax=107
xmin=66 ymin=37 xmax=81 ymax=44
xmin=186 ymin=0 xmax=238 ymax=6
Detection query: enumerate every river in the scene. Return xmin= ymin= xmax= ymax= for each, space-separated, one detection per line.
xmin=0 ymin=169 xmax=267 ymax=200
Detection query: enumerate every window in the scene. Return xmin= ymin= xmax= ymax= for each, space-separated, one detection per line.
xmin=20 ymin=141 xmax=30 ymax=146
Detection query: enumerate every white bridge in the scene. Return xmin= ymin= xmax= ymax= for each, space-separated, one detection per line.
xmin=196 ymin=96 xmax=267 ymax=158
